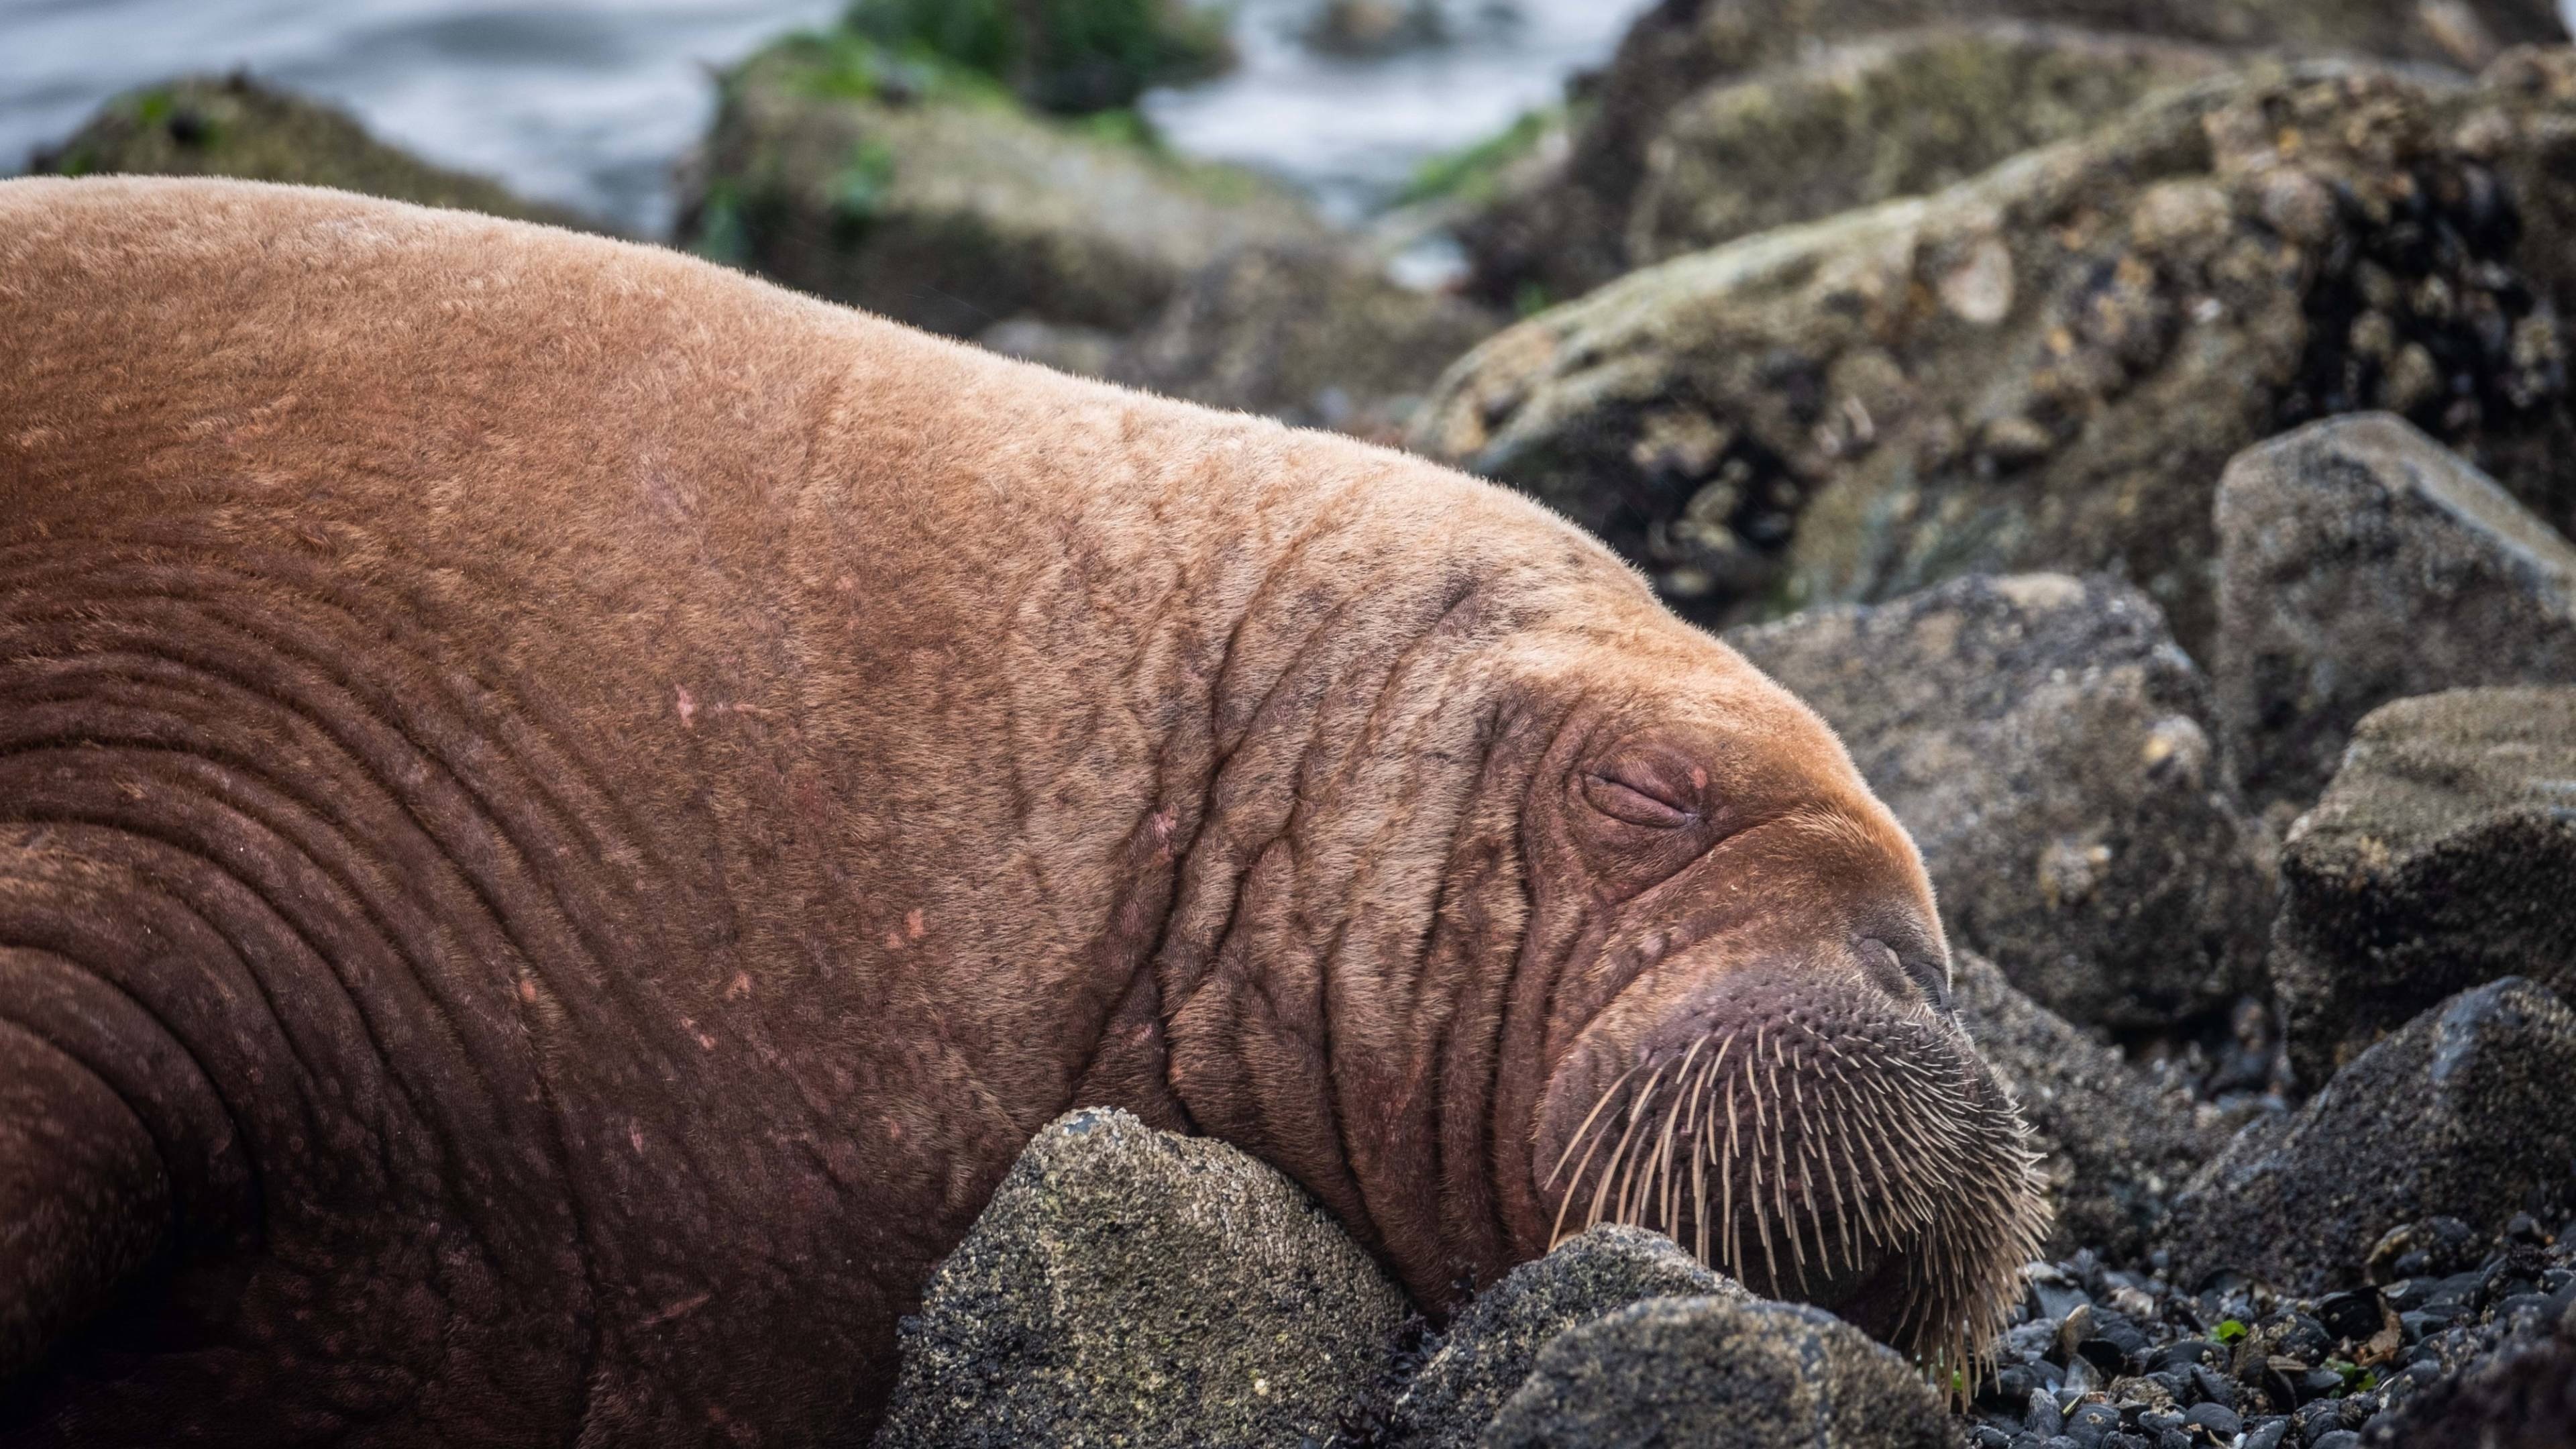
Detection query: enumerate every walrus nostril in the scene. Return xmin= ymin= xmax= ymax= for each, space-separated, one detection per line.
xmin=1856 ymin=936 xmax=1951 ymax=1012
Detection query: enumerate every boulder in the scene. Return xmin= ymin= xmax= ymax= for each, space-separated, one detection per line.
xmin=843 ymin=0 xmax=1233 ymax=115
xmin=1414 ymin=61 xmax=2576 ymax=653
xmin=2364 ymin=1316 xmax=2576 ymax=1449
xmin=2214 ymin=415 xmax=2576 ymax=809
xmin=1951 ymin=951 xmax=2228 ymax=1258
xmin=682 ymin=30 xmax=1322 ymax=337
xmin=2163 ymin=978 xmax=2576 ymax=1296
xmin=2269 ymin=687 xmax=2576 ymax=1087
xmin=1379 ymin=1225 xmax=1748 ymax=1449
xmin=871 ymin=1108 xmax=1406 ymax=1449
xmin=30 ymin=74 xmax=597 ymax=231
xmin=1725 ymin=573 xmax=2270 ymax=1030
xmin=1479 ymin=1295 xmax=1952 ymax=1449
xmin=1110 ymin=243 xmax=1502 ymax=438
xmin=1625 ymin=23 xmax=2234 ymax=269
xmin=1456 ymin=0 xmax=2568 ymax=307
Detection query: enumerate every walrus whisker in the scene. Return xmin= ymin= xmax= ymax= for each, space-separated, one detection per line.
xmin=1650 ymin=1038 xmax=1705 ymax=1234
xmin=1546 ymin=1061 xmax=1639 ymax=1189
xmin=1592 ymin=1061 xmax=1666 ymax=1232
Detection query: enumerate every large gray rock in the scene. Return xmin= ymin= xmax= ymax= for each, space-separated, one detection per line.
xmin=1479 ymin=1295 xmax=1951 ymax=1449
xmin=2164 ymin=977 xmax=2576 ymax=1295
xmin=2269 ymin=687 xmax=2576 ymax=1087
xmin=871 ymin=1108 xmax=1406 ymax=1449
xmin=1415 ymin=62 xmax=2576 ymax=654
xmin=2214 ymin=414 xmax=2576 ymax=809
xmin=683 ymin=30 xmax=1322 ymax=338
xmin=1623 ymin=23 xmax=2233 ymax=270
xmin=1725 ymin=573 xmax=2271 ymax=1030
xmin=32 ymin=74 xmax=600 ymax=233
xmin=1110 ymin=243 xmax=1501 ymax=440
xmin=1382 ymin=1226 xmax=1748 ymax=1449
xmin=1455 ymin=0 xmax=2567 ymax=309
xmin=1951 ymin=951 xmax=2228 ymax=1258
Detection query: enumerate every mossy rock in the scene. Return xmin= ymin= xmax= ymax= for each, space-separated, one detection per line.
xmin=1625 ymin=23 xmax=2233 ymax=266
xmin=32 ymin=74 xmax=598 ymax=232
xmin=680 ymin=29 xmax=1322 ymax=337
xmin=1412 ymin=59 xmax=2576 ymax=655
xmin=1452 ymin=0 xmax=2567 ymax=307
xmin=845 ymin=0 xmax=1233 ymax=114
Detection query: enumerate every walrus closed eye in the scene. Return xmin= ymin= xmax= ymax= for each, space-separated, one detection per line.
xmin=0 ymin=176 xmax=2044 ymax=1447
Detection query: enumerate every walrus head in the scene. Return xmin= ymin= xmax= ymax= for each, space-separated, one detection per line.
xmin=1472 ymin=622 xmax=2049 ymax=1375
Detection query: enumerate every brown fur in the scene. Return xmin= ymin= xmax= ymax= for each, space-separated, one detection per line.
xmin=0 ymin=177 xmax=2041 ymax=1446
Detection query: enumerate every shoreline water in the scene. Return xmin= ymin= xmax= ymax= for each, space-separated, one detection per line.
xmin=0 ymin=0 xmax=1649 ymax=236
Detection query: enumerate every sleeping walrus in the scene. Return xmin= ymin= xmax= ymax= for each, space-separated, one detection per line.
xmin=0 ymin=177 xmax=2043 ymax=1446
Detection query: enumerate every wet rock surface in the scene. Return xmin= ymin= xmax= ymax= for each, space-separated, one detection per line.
xmin=1479 ymin=1295 xmax=1952 ymax=1449
xmin=1952 ymin=951 xmax=2232 ymax=1259
xmin=1108 ymin=242 xmax=1502 ymax=439
xmin=1415 ymin=60 xmax=2576 ymax=652
xmin=2214 ymin=413 xmax=2576 ymax=809
xmin=2164 ymin=977 xmax=2576 ymax=1299
xmin=1624 ymin=23 xmax=2233 ymax=269
xmin=1968 ymin=1218 xmax=2576 ymax=1448
xmin=872 ymin=1108 xmax=1406 ymax=1449
xmin=1455 ymin=0 xmax=2568 ymax=309
xmin=1725 ymin=574 xmax=2269 ymax=1030
xmin=1372 ymin=1226 xmax=1747 ymax=1449
xmin=2269 ymin=686 xmax=2576 ymax=1087
xmin=682 ymin=29 xmax=1322 ymax=338
xmin=31 ymin=74 xmax=600 ymax=231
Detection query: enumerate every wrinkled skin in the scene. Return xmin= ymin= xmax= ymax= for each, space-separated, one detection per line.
xmin=0 ymin=178 xmax=2041 ymax=1446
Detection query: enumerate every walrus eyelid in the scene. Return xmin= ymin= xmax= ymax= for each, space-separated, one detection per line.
xmin=1578 ymin=770 xmax=1698 ymax=830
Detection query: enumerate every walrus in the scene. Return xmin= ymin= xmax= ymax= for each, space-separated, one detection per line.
xmin=0 ymin=176 xmax=2045 ymax=1446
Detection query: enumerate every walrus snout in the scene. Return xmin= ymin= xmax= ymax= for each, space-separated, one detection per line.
xmin=1533 ymin=949 xmax=2048 ymax=1373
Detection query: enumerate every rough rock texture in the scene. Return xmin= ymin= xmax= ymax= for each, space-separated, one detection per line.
xmin=1415 ymin=60 xmax=2576 ymax=653
xmin=31 ymin=74 xmax=597 ymax=231
xmin=2365 ymin=1305 xmax=2576 ymax=1449
xmin=1480 ymin=1295 xmax=1953 ymax=1449
xmin=871 ymin=1108 xmax=1406 ymax=1449
xmin=2269 ymin=687 xmax=2576 ymax=1087
xmin=1951 ymin=951 xmax=2225 ymax=1258
xmin=682 ymin=30 xmax=1322 ymax=337
xmin=1458 ymin=0 xmax=2568 ymax=307
xmin=1625 ymin=23 xmax=2234 ymax=269
xmin=1377 ymin=1226 xmax=1748 ymax=1449
xmin=2164 ymin=977 xmax=2576 ymax=1296
xmin=1109 ymin=243 xmax=1501 ymax=437
xmin=1725 ymin=573 xmax=2270 ymax=1030
xmin=2214 ymin=414 xmax=2576 ymax=808
xmin=844 ymin=0 xmax=1234 ymax=115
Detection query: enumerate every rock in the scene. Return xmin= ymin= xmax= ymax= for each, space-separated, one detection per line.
xmin=1725 ymin=574 xmax=2270 ymax=1030
xmin=2163 ymin=978 xmax=2576 ymax=1296
xmin=1110 ymin=243 xmax=1502 ymax=438
xmin=1414 ymin=61 xmax=2576 ymax=653
xmin=1625 ymin=23 xmax=2235 ymax=270
xmin=30 ymin=74 xmax=598 ymax=231
xmin=682 ymin=29 xmax=1322 ymax=337
xmin=844 ymin=0 xmax=1233 ymax=115
xmin=871 ymin=1107 xmax=1406 ymax=1449
xmin=1380 ymin=1225 xmax=1748 ymax=1449
xmin=2363 ymin=1315 xmax=2576 ymax=1448
xmin=1456 ymin=0 xmax=2568 ymax=308
xmin=1479 ymin=1295 xmax=1952 ymax=1449
xmin=975 ymin=316 xmax=1125 ymax=380
xmin=1951 ymin=951 xmax=2228 ymax=1258
xmin=2213 ymin=415 xmax=2576 ymax=808
xmin=1304 ymin=0 xmax=1449 ymax=58
xmin=2268 ymin=687 xmax=2576 ymax=1087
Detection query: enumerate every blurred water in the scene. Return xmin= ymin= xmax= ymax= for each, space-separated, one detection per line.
xmin=0 ymin=0 xmax=1648 ymax=236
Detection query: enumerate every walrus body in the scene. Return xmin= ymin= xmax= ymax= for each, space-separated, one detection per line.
xmin=0 ymin=178 xmax=2041 ymax=1446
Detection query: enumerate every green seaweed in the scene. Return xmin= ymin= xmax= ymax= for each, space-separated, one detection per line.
xmin=842 ymin=0 xmax=1232 ymax=113
xmin=1399 ymin=105 xmax=1559 ymax=207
